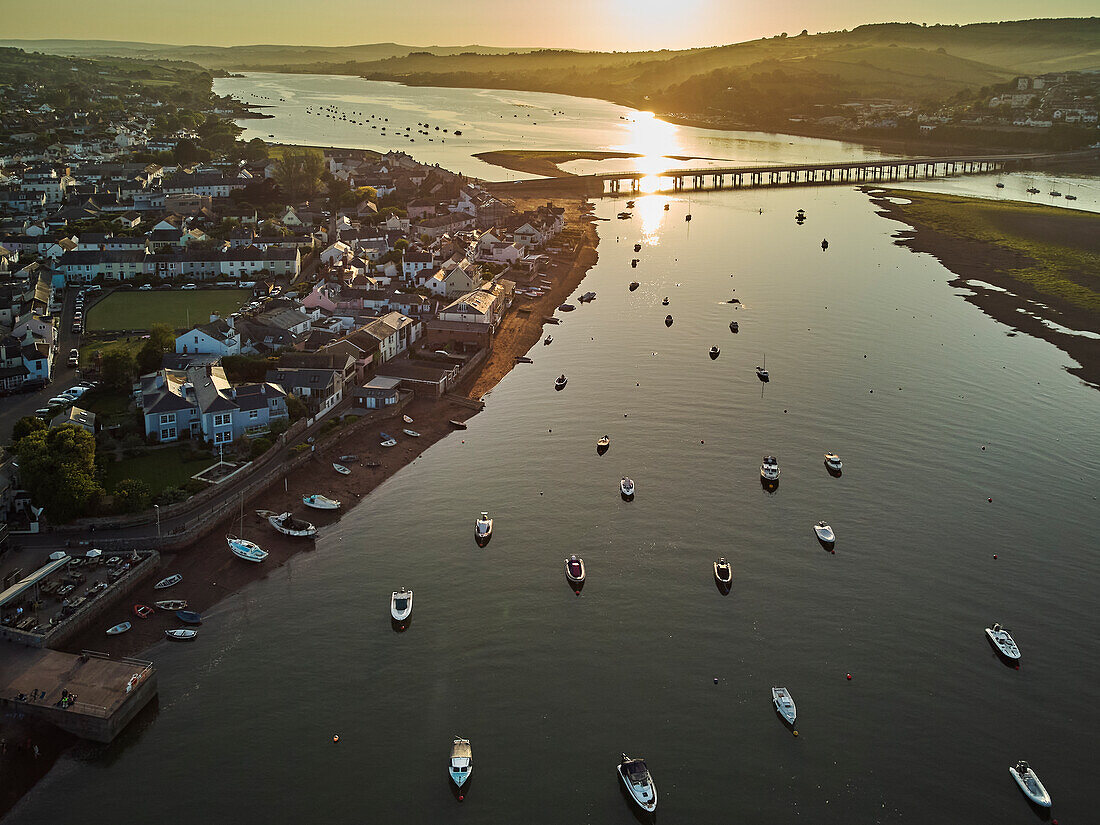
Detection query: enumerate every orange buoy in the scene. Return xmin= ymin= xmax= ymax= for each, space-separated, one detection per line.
xmin=333 ymin=734 xmax=339 ymax=743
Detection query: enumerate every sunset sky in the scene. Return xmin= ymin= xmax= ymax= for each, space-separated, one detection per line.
xmin=2 ymin=0 xmax=1096 ymax=50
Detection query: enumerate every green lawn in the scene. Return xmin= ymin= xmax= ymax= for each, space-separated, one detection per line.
xmin=86 ymin=290 xmax=251 ymax=331
xmin=103 ymin=445 xmax=214 ymax=496
xmin=78 ymin=337 xmax=142 ymax=370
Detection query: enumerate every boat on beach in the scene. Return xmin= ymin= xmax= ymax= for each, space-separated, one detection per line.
xmin=106 ymin=622 xmax=131 ymax=635
xmin=227 ymin=535 xmax=268 ymax=563
xmin=714 ymin=558 xmax=732 ymax=585
xmin=155 ymin=599 xmax=188 ymax=611
xmin=176 ymin=610 xmax=202 ymax=625
xmin=986 ymin=623 xmax=1021 ymax=661
xmin=475 ymin=511 xmax=493 ymax=546
xmin=618 ymin=753 xmax=657 ymax=813
xmin=449 ymin=738 xmax=473 ymax=789
xmin=403 ymin=415 xmax=414 ymax=424
xmin=338 ymin=454 xmax=358 ymax=463
xmin=133 ymin=604 xmax=154 ymax=619
xmin=391 ymin=589 xmax=413 ymax=623
xmin=154 ymin=574 xmax=183 ymax=590
xmin=380 ymin=433 xmax=398 ymax=447
xmin=269 ymin=512 xmax=317 ymax=537
xmin=333 ymin=462 xmax=351 ymax=475
xmin=165 ymin=628 xmax=198 ymax=642
xmin=620 ymin=476 xmax=635 ymax=499
xmin=403 ymin=429 xmax=420 ymax=437
xmin=303 ymin=494 xmax=341 ymax=510
xmin=1009 ymin=760 xmax=1051 ymax=807
xmin=565 ymin=554 xmax=586 ymax=583
xmin=773 ymin=687 xmax=797 ymax=726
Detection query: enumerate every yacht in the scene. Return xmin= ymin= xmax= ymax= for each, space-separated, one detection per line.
xmin=620 ymin=477 xmax=635 ymax=499
xmin=618 ymin=753 xmax=657 ymax=813
xmin=303 ymin=494 xmax=341 ymax=510
xmin=449 ymin=738 xmax=473 ymax=789
xmin=565 ymin=554 xmax=586 ymax=583
xmin=772 ymin=687 xmax=797 ymax=726
xmin=709 ymin=346 xmax=720 ymax=360
xmin=713 ymin=558 xmax=732 ymax=585
xmin=555 ymin=374 xmax=568 ymax=391
xmin=227 ymin=535 xmax=268 ymax=563
xmin=985 ymin=623 xmax=1021 ymax=661
xmin=475 ymin=511 xmax=493 ymax=545
xmin=1009 ymin=760 xmax=1051 ymax=807
xmin=760 ymin=456 xmax=780 ymax=482
xmin=824 ymin=453 xmax=843 ymax=473
xmin=813 ymin=521 xmax=836 ymax=545
xmin=390 ymin=589 xmax=412 ymax=623
xmin=756 ymin=364 xmax=770 ymax=382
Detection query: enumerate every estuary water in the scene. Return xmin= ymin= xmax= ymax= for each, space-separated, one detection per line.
xmin=9 ymin=179 xmax=1099 ymax=822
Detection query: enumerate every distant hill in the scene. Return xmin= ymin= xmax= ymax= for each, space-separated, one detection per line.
xmin=0 ymin=39 xmax=535 ymax=69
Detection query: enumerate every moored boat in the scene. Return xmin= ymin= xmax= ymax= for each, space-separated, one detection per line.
xmin=227 ymin=535 xmax=268 ymax=563
xmin=756 ymin=365 xmax=769 ymax=381
xmin=558 ymin=303 xmax=576 ymax=312
xmin=333 ymin=462 xmax=351 ymax=475
xmin=133 ymin=604 xmax=154 ymax=619
xmin=760 ymin=455 xmax=780 ymax=483
xmin=555 ymin=374 xmax=568 ymax=390
xmin=269 ymin=512 xmax=317 ymax=537
xmin=544 ymin=334 xmax=553 ymax=345
xmin=629 ymin=281 xmax=639 ymax=291
xmin=176 ymin=610 xmax=202 ymax=625
xmin=1009 ymin=760 xmax=1051 ymax=807
xmin=709 ymin=346 xmax=720 ymax=360
xmin=714 ymin=558 xmax=732 ymax=585
xmin=620 ymin=476 xmax=635 ymax=499
xmin=772 ymin=686 xmax=797 ymax=725
xmin=664 ymin=314 xmax=673 ymax=327
xmin=596 ymin=435 xmax=610 ymax=454
xmin=633 ymin=242 xmax=641 ymax=252
xmin=813 ymin=521 xmax=836 ymax=545
xmin=106 ymin=622 xmax=131 ymax=635
xmin=824 ymin=452 xmax=843 ymax=473
xmin=565 ymin=554 xmax=586 ymax=583
xmin=729 ymin=321 xmax=739 ymax=333
xmin=165 ymin=628 xmax=197 ymax=642
xmin=449 ymin=738 xmax=473 ymax=789
xmin=475 ymin=511 xmax=493 ymax=546
xmin=155 ymin=599 xmax=188 ymax=611
xmin=154 ymin=574 xmax=183 ymax=589
xmin=303 ymin=494 xmax=341 ymax=510
xmin=986 ymin=622 xmax=1021 ymax=661
xmin=391 ymin=589 xmax=413 ymax=622
xmin=618 ymin=753 xmax=657 ymax=813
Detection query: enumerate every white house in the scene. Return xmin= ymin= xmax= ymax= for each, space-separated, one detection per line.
xmin=175 ymin=318 xmax=241 ymax=356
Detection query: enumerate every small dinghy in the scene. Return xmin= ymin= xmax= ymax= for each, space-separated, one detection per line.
xmin=155 ymin=599 xmax=188 ymax=611
xmin=729 ymin=321 xmax=739 ymax=333
xmin=380 ymin=433 xmax=398 ymax=447
xmin=544 ymin=334 xmax=553 ymax=345
xmin=402 ymin=414 xmax=414 ymax=424
xmin=333 ymin=462 xmax=351 ymax=475
xmin=663 ymin=203 xmax=670 ymax=210
xmin=390 ymin=589 xmax=413 ymax=623
xmin=133 ymin=604 xmax=154 ymax=619
xmin=269 ymin=512 xmax=317 ymax=537
xmin=176 ymin=610 xmax=202 ymax=625
xmin=303 ymin=494 xmax=341 ymax=510
xmin=824 ymin=452 xmax=843 ymax=474
xmin=1009 ymin=760 xmax=1051 ymax=807
xmin=565 ymin=554 xmax=586 ymax=583
xmin=154 ymin=574 xmax=183 ymax=590
xmin=727 ymin=297 xmax=741 ymax=304
xmin=714 ymin=558 xmax=732 ymax=585
xmin=106 ymin=622 xmax=131 ymax=635
xmin=631 ymin=259 xmax=638 ymax=268
xmin=475 ymin=511 xmax=493 ymax=546
xmin=620 ymin=476 xmax=635 ymax=499
xmin=995 ymin=182 xmax=1005 ymax=188
xmin=629 ymin=281 xmax=639 ymax=291
xmin=338 ymin=454 xmax=358 ymax=463
xmin=709 ymin=346 xmax=720 ymax=360
xmin=449 ymin=738 xmax=473 ymax=789
xmin=227 ymin=535 xmax=268 ymax=563
xmin=618 ymin=753 xmax=657 ymax=813
xmin=664 ymin=314 xmax=673 ymax=327
xmin=986 ymin=623 xmax=1021 ymax=661
xmin=813 ymin=521 xmax=835 ymax=545
xmin=165 ymin=628 xmax=197 ymax=642
xmin=772 ymin=687 xmax=797 ymax=726
xmin=558 ymin=303 xmax=576 ymax=312
xmin=634 ymin=243 xmax=641 ymax=252
xmin=555 ymin=374 xmax=568 ymax=391
xmin=596 ymin=435 xmax=610 ymax=455
xmin=662 ymin=297 xmax=670 ymax=306
xmin=579 ymin=291 xmax=596 ymax=303
xmin=403 ymin=429 xmax=420 ymax=437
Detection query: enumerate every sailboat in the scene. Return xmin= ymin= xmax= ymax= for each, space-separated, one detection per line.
xmin=756 ymin=354 xmax=769 ymax=382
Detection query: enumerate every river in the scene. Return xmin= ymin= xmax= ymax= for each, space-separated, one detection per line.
xmin=6 ymin=77 xmax=1100 ymax=824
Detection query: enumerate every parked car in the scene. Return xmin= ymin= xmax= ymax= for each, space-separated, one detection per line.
xmin=139 ymin=284 xmax=153 ymax=290
xmin=47 ymin=396 xmax=72 ymax=407
xmin=35 ymin=408 xmax=52 ymax=418
xmin=68 ymin=349 xmax=79 ymax=367
xmin=181 ymin=283 xmax=197 ymax=290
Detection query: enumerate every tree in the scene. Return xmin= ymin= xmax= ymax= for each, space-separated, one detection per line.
xmin=243 ymin=137 xmax=269 ymax=162
xmin=102 ymin=348 xmax=137 ymax=390
xmin=137 ymin=323 xmax=176 ymax=374
xmin=113 ymin=478 xmax=151 ymax=513
xmin=12 ymin=416 xmax=47 ymax=444
xmin=286 ymin=394 xmax=307 ymax=421
xmin=275 ymin=148 xmax=324 ymax=201
xmin=15 ymin=425 xmax=103 ymax=522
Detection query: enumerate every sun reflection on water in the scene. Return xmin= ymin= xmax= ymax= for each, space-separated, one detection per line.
xmin=621 ymin=111 xmax=682 ymax=186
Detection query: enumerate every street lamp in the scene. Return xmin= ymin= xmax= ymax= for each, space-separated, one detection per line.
xmin=154 ymin=504 xmax=161 ymax=538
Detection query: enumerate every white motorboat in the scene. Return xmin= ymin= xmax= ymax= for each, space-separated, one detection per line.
xmin=986 ymin=623 xmax=1021 ymax=661
xmin=772 ymin=687 xmax=797 ymax=725
xmin=813 ymin=521 xmax=836 ymax=544
xmin=333 ymin=462 xmax=351 ymax=475
xmin=824 ymin=452 xmax=843 ymax=473
xmin=565 ymin=554 xmax=586 ymax=583
xmin=449 ymin=738 xmax=473 ymax=789
xmin=760 ymin=456 xmax=780 ymax=482
xmin=402 ymin=429 xmax=420 ymax=437
xmin=153 ymin=574 xmax=183 ymax=589
xmin=155 ymin=599 xmax=188 ymax=611
xmin=390 ymin=589 xmax=413 ymax=622
xmin=620 ymin=476 xmax=635 ymax=498
xmin=106 ymin=622 xmax=131 ymax=635
xmin=165 ymin=628 xmax=197 ymax=642
xmin=268 ymin=512 xmax=317 ymax=537
xmin=714 ymin=558 xmax=732 ymax=585
xmin=303 ymin=494 xmax=341 ymax=510
xmin=555 ymin=374 xmax=568 ymax=390
xmin=1009 ymin=760 xmax=1051 ymax=807
xmin=475 ymin=511 xmax=493 ymax=545
xmin=403 ymin=414 xmax=414 ymax=423
xmin=618 ymin=753 xmax=657 ymax=813
xmin=227 ymin=535 xmax=268 ymax=563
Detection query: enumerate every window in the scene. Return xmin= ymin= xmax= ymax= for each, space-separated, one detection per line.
xmin=213 ymin=430 xmax=231 ymax=444
xmin=159 ymin=413 xmax=175 ymax=425
xmin=249 ymin=409 xmax=258 ymax=419
xmin=159 ymin=427 xmax=176 ymax=440
xmin=213 ymin=412 xmax=231 ymax=426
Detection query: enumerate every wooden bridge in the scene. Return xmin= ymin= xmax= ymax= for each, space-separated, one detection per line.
xmin=490 ymin=151 xmax=1082 ymax=196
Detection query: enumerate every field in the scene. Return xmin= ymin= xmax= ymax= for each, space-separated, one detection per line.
xmin=85 ymin=290 xmax=251 ymax=331
xmin=103 ymin=445 xmax=214 ymax=496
